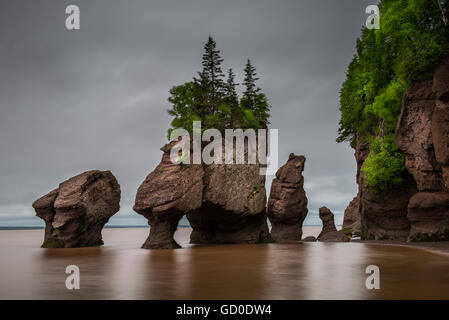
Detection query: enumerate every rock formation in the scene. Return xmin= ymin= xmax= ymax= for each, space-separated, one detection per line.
xmin=396 ymin=56 xmax=449 ymax=241
xmin=317 ymin=206 xmax=349 ymax=242
xmin=344 ymin=56 xmax=449 ymax=241
xmin=359 ymin=182 xmax=416 ymax=240
xmin=342 ymin=195 xmax=361 ymax=234
xmin=134 ymin=139 xmax=271 ymax=248
xmin=187 ymin=148 xmax=270 ymax=244
xmin=343 ymin=135 xmax=416 ymax=241
xmin=302 ymin=236 xmax=316 ymax=242
xmin=317 ymin=206 xmax=337 ymax=238
xmin=33 ymin=170 xmax=121 ymax=248
xmin=134 ymin=140 xmax=204 ymax=249
xmin=267 ymin=153 xmax=308 ymax=242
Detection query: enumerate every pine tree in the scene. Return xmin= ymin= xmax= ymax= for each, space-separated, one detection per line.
xmin=224 ymin=68 xmax=241 ymax=127
xmin=194 ymin=36 xmax=225 ymax=110
xmin=242 ymin=59 xmax=260 ymax=109
xmin=167 ymin=38 xmax=271 ymax=136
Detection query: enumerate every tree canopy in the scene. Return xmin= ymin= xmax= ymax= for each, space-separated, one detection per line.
xmin=167 ymin=36 xmax=270 ymax=139
xmin=337 ymin=0 xmax=449 ymax=192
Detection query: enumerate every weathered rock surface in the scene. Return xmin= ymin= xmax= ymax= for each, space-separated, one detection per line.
xmin=134 ymin=141 xmax=204 ymax=249
xmin=395 ymin=56 xmax=449 ymax=241
xmin=302 ymin=236 xmax=316 ymax=242
xmin=267 ymin=153 xmax=308 ymax=242
xmin=342 ymin=135 xmax=367 ymax=237
xmin=342 ymin=195 xmax=361 ymax=234
xmin=318 ymin=231 xmax=350 ymax=242
xmin=33 ymin=170 xmax=120 ymax=248
xmin=407 ymin=192 xmax=449 ymax=241
xmin=187 ymin=142 xmax=270 ymax=244
xmin=396 ymin=80 xmax=441 ymax=191
xmin=346 ymin=135 xmax=416 ymax=241
xmin=134 ymin=139 xmax=271 ymax=248
xmin=317 ymin=206 xmax=337 ymax=239
xmin=432 ymin=57 xmax=449 ymax=191
xmin=345 ymin=56 xmax=449 ymax=242
xmin=360 ymin=183 xmax=416 ymax=240
xmin=317 ymin=206 xmax=349 ymax=242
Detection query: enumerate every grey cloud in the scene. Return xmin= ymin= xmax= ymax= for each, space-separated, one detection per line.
xmin=0 ymin=0 xmax=377 ymax=223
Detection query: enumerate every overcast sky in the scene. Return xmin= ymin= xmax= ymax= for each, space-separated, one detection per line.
xmin=0 ymin=0 xmax=377 ymax=226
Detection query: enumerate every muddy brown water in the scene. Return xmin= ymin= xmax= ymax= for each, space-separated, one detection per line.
xmin=1 ymin=227 xmax=449 ymax=299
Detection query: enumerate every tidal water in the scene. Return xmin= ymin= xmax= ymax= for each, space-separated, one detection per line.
xmin=1 ymin=227 xmax=449 ymax=299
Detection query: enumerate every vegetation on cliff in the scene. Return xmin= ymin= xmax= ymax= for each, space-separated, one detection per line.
xmin=337 ymin=0 xmax=449 ymax=192
xmin=167 ymin=36 xmax=270 ymax=139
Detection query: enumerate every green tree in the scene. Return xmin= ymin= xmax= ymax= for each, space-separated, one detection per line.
xmin=242 ymin=59 xmax=260 ymax=109
xmin=194 ymin=36 xmax=225 ymax=110
xmin=224 ymin=68 xmax=241 ymax=127
xmin=241 ymin=59 xmax=270 ymax=128
xmin=337 ymin=0 xmax=449 ymax=192
xmin=167 ymin=37 xmax=271 ymax=137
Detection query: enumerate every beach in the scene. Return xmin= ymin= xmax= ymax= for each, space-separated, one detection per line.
xmin=0 ymin=227 xmax=449 ymax=300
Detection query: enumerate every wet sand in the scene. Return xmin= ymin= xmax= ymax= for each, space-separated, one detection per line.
xmin=1 ymin=227 xmax=449 ymax=300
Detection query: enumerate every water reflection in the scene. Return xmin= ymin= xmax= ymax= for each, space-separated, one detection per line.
xmin=1 ymin=229 xmax=449 ymax=299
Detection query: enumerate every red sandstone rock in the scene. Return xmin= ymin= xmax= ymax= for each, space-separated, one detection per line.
xmin=317 ymin=207 xmax=349 ymax=242
xmin=33 ymin=170 xmax=121 ymax=248
xmin=134 ymin=140 xmax=204 ymax=249
xmin=342 ymin=195 xmax=361 ymax=233
xmin=267 ymin=153 xmax=308 ymax=242
xmin=317 ymin=206 xmax=337 ymax=238
xmin=134 ymin=139 xmax=271 ymax=248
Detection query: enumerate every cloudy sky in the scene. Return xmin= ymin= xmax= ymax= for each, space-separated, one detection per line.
xmin=0 ymin=0 xmax=377 ymax=226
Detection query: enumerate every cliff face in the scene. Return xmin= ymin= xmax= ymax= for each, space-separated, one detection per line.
xmin=397 ymin=57 xmax=449 ymax=241
xmin=343 ymin=56 xmax=449 ymax=241
xmin=343 ymin=135 xmax=416 ymax=240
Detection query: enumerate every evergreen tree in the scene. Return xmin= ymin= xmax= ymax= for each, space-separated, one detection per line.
xmin=242 ymin=59 xmax=260 ymax=109
xmin=241 ymin=60 xmax=270 ymax=128
xmin=337 ymin=0 xmax=449 ymax=192
xmin=167 ymin=37 xmax=271 ymax=136
xmin=194 ymin=36 xmax=225 ymax=110
xmin=224 ymin=68 xmax=241 ymax=127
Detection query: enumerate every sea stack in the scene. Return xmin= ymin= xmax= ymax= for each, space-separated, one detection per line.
xmin=33 ymin=170 xmax=121 ymax=248
xmin=134 ymin=139 xmax=271 ymax=249
xmin=187 ymin=141 xmax=270 ymax=245
xmin=134 ymin=140 xmax=203 ymax=249
xmin=267 ymin=153 xmax=308 ymax=242
xmin=317 ymin=206 xmax=348 ymax=242
xmin=317 ymin=206 xmax=337 ymax=238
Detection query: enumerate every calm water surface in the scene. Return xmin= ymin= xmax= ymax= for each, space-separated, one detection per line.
xmin=1 ymin=227 xmax=449 ymax=299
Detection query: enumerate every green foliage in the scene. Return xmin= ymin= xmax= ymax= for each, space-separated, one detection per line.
xmin=167 ymin=36 xmax=271 ymax=138
xmin=338 ymin=0 xmax=449 ymax=191
xmin=338 ymin=0 xmax=449 ymax=144
xmin=249 ymin=182 xmax=265 ymax=199
xmin=361 ymin=136 xmax=406 ymax=192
